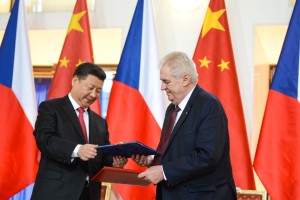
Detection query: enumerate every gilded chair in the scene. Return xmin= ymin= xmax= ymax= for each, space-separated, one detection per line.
xmin=100 ymin=182 xmax=111 ymax=200
xmin=236 ymin=187 xmax=268 ymax=200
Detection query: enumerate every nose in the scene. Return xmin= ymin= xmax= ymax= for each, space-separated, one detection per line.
xmin=90 ymin=89 xmax=98 ymax=98
xmin=161 ymin=82 xmax=166 ymax=91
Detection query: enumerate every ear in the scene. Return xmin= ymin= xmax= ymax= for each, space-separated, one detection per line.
xmin=72 ymin=76 xmax=79 ymax=86
xmin=182 ymin=73 xmax=190 ymax=87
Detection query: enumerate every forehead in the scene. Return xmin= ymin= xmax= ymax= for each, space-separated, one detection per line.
xmin=160 ymin=65 xmax=172 ymax=79
xmin=80 ymin=75 xmax=103 ymax=87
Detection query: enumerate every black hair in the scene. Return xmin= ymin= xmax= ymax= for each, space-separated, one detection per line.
xmin=73 ymin=62 xmax=106 ymax=81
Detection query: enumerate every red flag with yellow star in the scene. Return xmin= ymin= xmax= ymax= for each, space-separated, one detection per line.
xmin=193 ymin=0 xmax=255 ymax=189
xmin=47 ymin=0 xmax=100 ymax=114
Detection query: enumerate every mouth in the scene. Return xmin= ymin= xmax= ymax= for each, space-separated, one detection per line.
xmin=166 ymin=93 xmax=173 ymax=100
xmin=85 ymin=96 xmax=96 ymax=103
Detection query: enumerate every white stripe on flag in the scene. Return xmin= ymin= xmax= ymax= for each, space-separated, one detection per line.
xmin=139 ymin=0 xmax=167 ymax=128
xmin=12 ymin=0 xmax=37 ymax=127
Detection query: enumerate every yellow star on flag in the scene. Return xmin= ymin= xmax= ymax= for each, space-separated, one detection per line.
xmin=67 ymin=11 xmax=86 ymax=34
xmin=218 ymin=59 xmax=230 ymax=72
xmin=201 ymin=8 xmax=226 ymax=38
xmin=59 ymin=56 xmax=70 ymax=67
xmin=76 ymin=59 xmax=84 ymax=67
xmin=199 ymin=56 xmax=211 ymax=68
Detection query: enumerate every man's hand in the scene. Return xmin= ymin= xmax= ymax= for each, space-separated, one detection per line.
xmin=137 ymin=165 xmax=164 ymax=184
xmin=112 ymin=156 xmax=128 ymax=168
xmin=132 ymin=154 xmax=153 ymax=167
xmin=77 ymin=144 xmax=98 ymax=161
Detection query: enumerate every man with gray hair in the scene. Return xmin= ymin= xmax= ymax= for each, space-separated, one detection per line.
xmin=134 ymin=51 xmax=236 ymax=199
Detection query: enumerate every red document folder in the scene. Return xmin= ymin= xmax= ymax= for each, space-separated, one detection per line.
xmin=92 ymin=167 xmax=150 ymax=186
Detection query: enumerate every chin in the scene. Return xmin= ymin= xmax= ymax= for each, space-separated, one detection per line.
xmin=86 ymin=100 xmax=95 ymax=106
xmin=169 ymin=100 xmax=175 ymax=104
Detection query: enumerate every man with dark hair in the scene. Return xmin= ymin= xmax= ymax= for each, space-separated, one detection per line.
xmin=31 ymin=62 xmax=127 ymax=200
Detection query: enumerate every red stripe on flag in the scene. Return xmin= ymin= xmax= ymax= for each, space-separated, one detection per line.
xmin=108 ymin=81 xmax=161 ymax=146
xmin=107 ymin=81 xmax=160 ymax=199
xmin=0 ymin=85 xmax=38 ymax=199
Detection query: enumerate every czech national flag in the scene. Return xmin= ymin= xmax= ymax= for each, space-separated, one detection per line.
xmin=254 ymin=1 xmax=300 ymax=199
xmin=106 ymin=0 xmax=167 ymax=199
xmin=0 ymin=0 xmax=39 ymax=199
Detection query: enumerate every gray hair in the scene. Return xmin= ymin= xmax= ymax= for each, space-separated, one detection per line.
xmin=160 ymin=51 xmax=198 ymax=83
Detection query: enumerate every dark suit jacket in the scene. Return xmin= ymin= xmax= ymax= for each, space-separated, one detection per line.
xmin=156 ymin=85 xmax=236 ymax=200
xmin=31 ymin=96 xmax=112 ymax=200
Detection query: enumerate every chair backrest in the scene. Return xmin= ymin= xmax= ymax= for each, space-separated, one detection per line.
xmin=236 ymin=187 xmax=268 ymax=200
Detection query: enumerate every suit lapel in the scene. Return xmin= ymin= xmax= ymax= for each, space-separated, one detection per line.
xmin=61 ymin=96 xmax=87 ymax=143
xmin=166 ymin=86 xmax=201 ymax=151
xmin=87 ymin=109 xmax=96 ymax=144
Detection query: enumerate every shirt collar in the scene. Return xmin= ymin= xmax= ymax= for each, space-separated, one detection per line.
xmin=177 ymin=86 xmax=196 ymax=111
xmin=68 ymin=93 xmax=87 ymax=111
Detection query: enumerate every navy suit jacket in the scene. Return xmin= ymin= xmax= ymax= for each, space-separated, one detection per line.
xmin=31 ymin=96 xmax=112 ymax=200
xmin=156 ymin=85 xmax=236 ymax=200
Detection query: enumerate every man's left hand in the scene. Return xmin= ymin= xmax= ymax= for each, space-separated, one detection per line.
xmin=137 ymin=165 xmax=164 ymax=184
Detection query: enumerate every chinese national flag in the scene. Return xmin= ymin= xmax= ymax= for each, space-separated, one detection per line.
xmin=47 ymin=0 xmax=100 ymax=114
xmin=192 ymin=0 xmax=255 ymax=189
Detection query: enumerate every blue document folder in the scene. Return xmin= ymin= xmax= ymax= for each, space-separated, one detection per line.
xmin=97 ymin=141 xmax=160 ymax=158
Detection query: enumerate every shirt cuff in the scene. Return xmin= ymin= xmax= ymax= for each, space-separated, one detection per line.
xmin=72 ymin=144 xmax=81 ymax=158
xmin=162 ymin=165 xmax=167 ymax=180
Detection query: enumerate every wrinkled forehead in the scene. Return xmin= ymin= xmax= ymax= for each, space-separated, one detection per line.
xmin=160 ymin=65 xmax=171 ymax=78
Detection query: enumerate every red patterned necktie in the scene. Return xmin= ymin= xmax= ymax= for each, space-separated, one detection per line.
xmin=152 ymin=106 xmax=181 ymax=165
xmin=77 ymin=107 xmax=88 ymax=142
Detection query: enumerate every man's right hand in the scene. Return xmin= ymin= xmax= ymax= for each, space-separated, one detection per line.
xmin=132 ymin=154 xmax=153 ymax=167
xmin=77 ymin=144 xmax=98 ymax=161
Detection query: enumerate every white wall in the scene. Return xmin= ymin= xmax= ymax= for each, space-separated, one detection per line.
xmin=0 ymin=0 xmax=295 ymax=165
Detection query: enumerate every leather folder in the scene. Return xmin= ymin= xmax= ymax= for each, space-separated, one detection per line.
xmin=92 ymin=166 xmax=150 ymax=186
xmin=97 ymin=141 xmax=160 ymax=158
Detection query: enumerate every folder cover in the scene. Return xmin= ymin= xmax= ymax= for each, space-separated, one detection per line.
xmin=97 ymin=141 xmax=160 ymax=158
xmin=92 ymin=167 xmax=150 ymax=186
